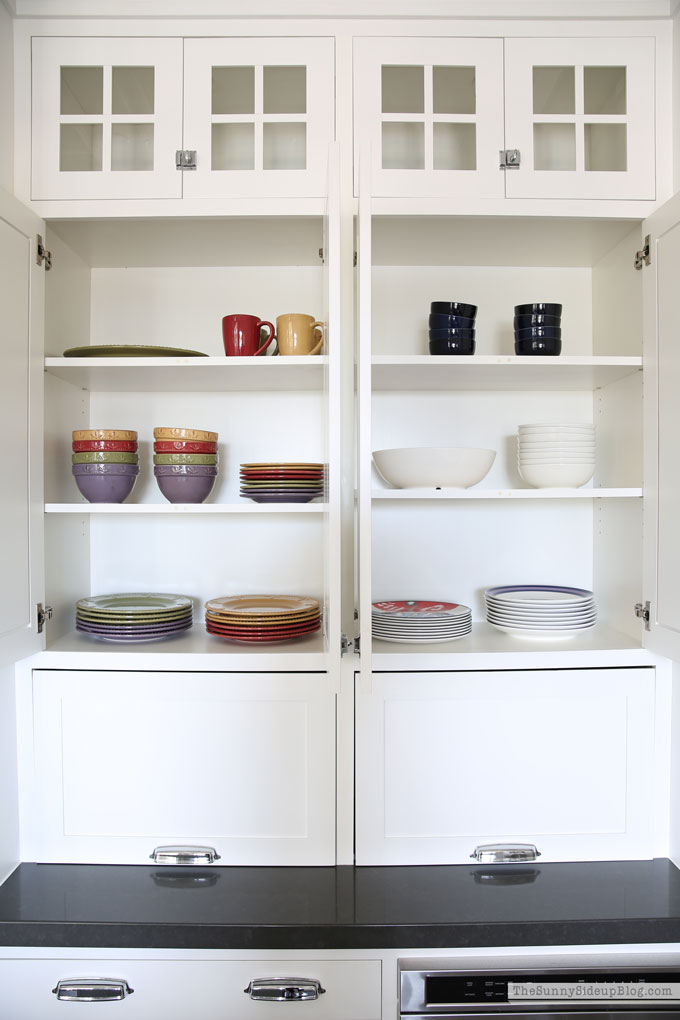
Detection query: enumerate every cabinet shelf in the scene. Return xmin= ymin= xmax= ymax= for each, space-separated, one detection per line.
xmin=45 ymin=502 xmax=327 ymax=514
xmin=371 ymin=622 xmax=649 ymax=669
xmin=371 ymin=355 xmax=642 ymax=391
xmin=45 ymin=356 xmax=327 ymax=392
xmin=371 ymin=488 xmax=641 ymax=500
xmin=41 ymin=628 xmax=328 ymax=670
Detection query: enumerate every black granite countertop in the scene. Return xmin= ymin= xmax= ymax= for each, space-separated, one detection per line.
xmin=1 ymin=859 xmax=680 ymax=950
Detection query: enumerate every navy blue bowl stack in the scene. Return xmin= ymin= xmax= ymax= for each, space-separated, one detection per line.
xmin=428 ymin=301 xmax=478 ymax=355
xmin=514 ymin=302 xmax=563 ymax=355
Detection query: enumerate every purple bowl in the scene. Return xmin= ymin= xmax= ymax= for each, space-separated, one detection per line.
xmin=428 ymin=313 xmax=476 ymax=330
xmin=72 ymin=462 xmax=139 ymax=476
xmin=156 ymin=473 xmax=216 ymax=503
xmin=153 ymin=464 xmax=218 ymax=477
xmin=514 ymin=302 xmax=562 ymax=316
xmin=515 ymin=326 xmax=562 ymax=341
xmin=430 ymin=301 xmax=477 ymax=318
xmin=72 ymin=469 xmax=138 ymax=503
xmin=429 ymin=327 xmax=476 ymax=341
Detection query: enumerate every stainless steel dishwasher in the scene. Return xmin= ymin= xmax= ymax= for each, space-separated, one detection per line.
xmin=400 ymin=953 xmax=680 ymax=1020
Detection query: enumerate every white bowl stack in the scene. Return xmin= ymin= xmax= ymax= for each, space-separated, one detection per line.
xmin=517 ymin=423 xmax=595 ymax=488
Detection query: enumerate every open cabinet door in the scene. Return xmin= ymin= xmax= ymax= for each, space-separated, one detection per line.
xmin=642 ymin=191 xmax=680 ymax=661
xmin=323 ymin=142 xmax=342 ymax=690
xmin=0 ymin=188 xmax=45 ymax=668
xmin=356 ymin=149 xmax=373 ymax=694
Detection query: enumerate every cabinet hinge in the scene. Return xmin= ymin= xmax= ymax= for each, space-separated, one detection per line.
xmin=341 ymin=632 xmax=360 ymax=655
xmin=318 ymin=247 xmax=325 ymax=263
xmin=634 ymin=600 xmax=651 ymax=630
xmin=175 ymin=149 xmax=197 ymax=170
xmin=37 ymin=603 xmax=53 ymax=633
xmin=634 ymin=235 xmax=651 ymax=270
xmin=36 ymin=235 xmax=52 ymax=271
xmin=499 ymin=148 xmax=521 ymax=170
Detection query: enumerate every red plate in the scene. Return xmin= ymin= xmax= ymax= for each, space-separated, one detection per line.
xmin=154 ymin=440 xmax=218 ymax=453
xmin=239 ymin=470 xmax=324 ymax=478
xmin=72 ymin=439 xmax=138 ymax=452
xmin=206 ymin=620 xmax=320 ymax=638
xmin=206 ymin=624 xmax=320 ymax=643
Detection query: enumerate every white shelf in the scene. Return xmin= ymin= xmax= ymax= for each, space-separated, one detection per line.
xmin=38 ymin=628 xmax=328 ymax=671
xmin=44 ymin=356 xmax=327 ymax=392
xmin=371 ymin=488 xmax=641 ymax=500
xmin=370 ymin=622 xmax=650 ymax=670
xmin=371 ymin=355 xmax=642 ymax=391
xmin=45 ymin=502 xmax=327 ymax=514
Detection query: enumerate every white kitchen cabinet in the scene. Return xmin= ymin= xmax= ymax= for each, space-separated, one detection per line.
xmin=30 ymin=34 xmax=335 ymax=202
xmin=0 ymin=956 xmax=381 ymax=1019
xmin=354 ymin=32 xmax=659 ymax=202
xmin=25 ymin=669 xmax=336 ymax=865
xmin=355 ymin=668 xmax=656 ymax=865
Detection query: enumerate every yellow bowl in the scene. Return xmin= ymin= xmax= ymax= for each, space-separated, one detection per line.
xmin=153 ymin=427 xmax=218 ymax=442
xmin=72 ymin=429 xmax=137 ymax=441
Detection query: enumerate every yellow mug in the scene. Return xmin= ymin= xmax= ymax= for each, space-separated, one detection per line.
xmin=276 ymin=313 xmax=324 ymax=356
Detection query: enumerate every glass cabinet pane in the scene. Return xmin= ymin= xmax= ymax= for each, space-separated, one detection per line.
xmin=381 ymin=65 xmax=424 ymax=113
xmin=59 ymin=123 xmax=102 ymax=171
xmin=382 ymin=122 xmax=424 ymax=169
xmin=533 ymin=66 xmax=575 ymax=114
xmin=433 ymin=122 xmax=476 ymax=169
xmin=212 ymin=66 xmax=255 ymax=114
xmin=263 ymin=65 xmax=306 ymax=113
xmin=584 ymin=66 xmax=626 ymax=114
xmin=585 ymin=123 xmax=627 ymax=171
xmin=263 ymin=122 xmax=306 ymax=169
xmin=112 ymin=66 xmax=154 ymax=114
xmin=212 ymin=123 xmax=255 ymax=170
xmin=433 ymin=66 xmax=475 ymax=114
xmin=533 ymin=123 xmax=576 ymax=170
xmin=111 ymin=123 xmax=154 ymax=171
xmin=60 ymin=66 xmax=103 ymax=114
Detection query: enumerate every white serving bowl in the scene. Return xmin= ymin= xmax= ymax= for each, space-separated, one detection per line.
xmin=518 ymin=462 xmax=595 ymax=487
xmin=373 ymin=447 xmax=496 ymax=488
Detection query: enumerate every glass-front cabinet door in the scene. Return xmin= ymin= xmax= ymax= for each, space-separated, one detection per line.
xmin=504 ymin=37 xmax=656 ymax=200
xmin=353 ymin=37 xmax=505 ymax=199
xmin=31 ymin=37 xmax=183 ymax=200
xmin=182 ymin=37 xmax=335 ymax=198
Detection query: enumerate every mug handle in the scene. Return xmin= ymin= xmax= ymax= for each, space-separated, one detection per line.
xmin=256 ymin=321 xmax=275 ymax=355
xmin=309 ymin=322 xmax=325 ymax=356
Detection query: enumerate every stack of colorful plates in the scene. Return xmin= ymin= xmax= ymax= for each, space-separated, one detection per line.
xmin=75 ymin=593 xmax=193 ymax=643
xmin=205 ymin=594 xmax=322 ymax=643
xmin=239 ymin=462 xmax=326 ymax=503
xmin=72 ymin=429 xmax=139 ymax=503
xmin=372 ymin=600 xmax=473 ymax=643
xmin=485 ymin=585 xmax=597 ymax=638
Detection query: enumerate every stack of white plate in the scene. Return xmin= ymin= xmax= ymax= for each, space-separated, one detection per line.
xmin=485 ymin=585 xmax=597 ymax=638
xmin=518 ymin=423 xmax=595 ymax=488
xmin=372 ymin=600 xmax=472 ymax=643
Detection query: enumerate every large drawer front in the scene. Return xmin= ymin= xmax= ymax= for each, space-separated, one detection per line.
xmin=0 ymin=959 xmax=382 ymax=1019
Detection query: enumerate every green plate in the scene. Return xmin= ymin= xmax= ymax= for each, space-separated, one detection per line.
xmin=76 ymin=608 xmax=192 ymax=624
xmin=76 ymin=593 xmax=193 ymax=614
xmin=154 ymin=453 xmax=218 ymax=465
xmin=73 ymin=451 xmax=139 ymax=464
xmin=63 ymin=345 xmax=208 ymax=358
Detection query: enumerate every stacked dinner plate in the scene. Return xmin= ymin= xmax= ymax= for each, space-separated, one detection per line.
xmin=518 ymin=423 xmax=595 ymax=488
xmin=205 ymin=594 xmax=322 ymax=643
xmin=75 ymin=593 xmax=193 ymax=643
xmin=372 ymin=600 xmax=472 ymax=643
xmin=239 ymin=462 xmax=326 ymax=503
xmin=485 ymin=585 xmax=597 ymax=638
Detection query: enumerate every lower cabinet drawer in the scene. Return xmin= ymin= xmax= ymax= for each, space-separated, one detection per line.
xmin=0 ymin=958 xmax=382 ymax=1019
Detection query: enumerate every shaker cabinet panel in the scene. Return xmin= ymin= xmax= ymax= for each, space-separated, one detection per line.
xmin=353 ymin=37 xmax=505 ymax=199
xmin=504 ymin=37 xmax=656 ymax=201
xmin=183 ymin=37 xmax=335 ymax=198
xmin=355 ymin=668 xmax=656 ymax=865
xmin=28 ymin=670 xmax=336 ymax=865
xmin=31 ymin=37 xmax=184 ymax=200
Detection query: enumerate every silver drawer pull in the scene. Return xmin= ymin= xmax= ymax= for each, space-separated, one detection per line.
xmin=149 ymin=844 xmax=221 ymax=865
xmin=244 ymin=978 xmax=326 ymax=1002
xmin=470 ymin=842 xmax=541 ymax=863
xmin=52 ymin=979 xmax=134 ymax=1002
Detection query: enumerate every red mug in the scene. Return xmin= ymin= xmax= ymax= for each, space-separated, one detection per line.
xmin=222 ymin=314 xmax=275 ymax=356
